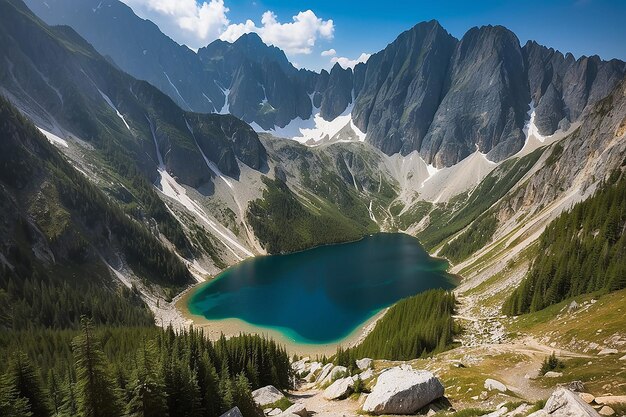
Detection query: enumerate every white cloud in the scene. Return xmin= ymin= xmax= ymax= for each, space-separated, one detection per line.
xmin=331 ymin=53 xmax=371 ymax=69
xmin=219 ymin=10 xmax=334 ymax=54
xmin=120 ymin=0 xmax=230 ymax=50
xmin=321 ymin=48 xmax=336 ymax=57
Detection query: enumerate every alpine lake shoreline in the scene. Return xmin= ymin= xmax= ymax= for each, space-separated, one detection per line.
xmin=176 ymin=232 xmax=459 ymax=356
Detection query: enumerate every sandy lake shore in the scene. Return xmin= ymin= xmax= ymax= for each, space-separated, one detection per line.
xmin=175 ymin=284 xmax=388 ymax=356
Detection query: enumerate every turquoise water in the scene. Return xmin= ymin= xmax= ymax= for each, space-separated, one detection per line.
xmin=188 ymin=233 xmax=455 ymax=344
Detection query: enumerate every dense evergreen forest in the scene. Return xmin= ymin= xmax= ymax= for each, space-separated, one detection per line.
xmin=0 ymin=318 xmax=292 ymax=417
xmin=337 ymin=290 xmax=458 ymax=362
xmin=503 ymin=171 xmax=626 ymax=315
xmin=247 ymin=177 xmax=371 ymax=254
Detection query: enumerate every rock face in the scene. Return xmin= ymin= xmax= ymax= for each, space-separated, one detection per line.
xmin=421 ymin=25 xmax=529 ymax=165
xmin=362 ymin=366 xmax=445 ymax=415
xmin=352 ymin=21 xmax=456 ymax=156
xmin=323 ymin=376 xmax=355 ymax=400
xmin=529 ymin=388 xmax=601 ymax=417
xmin=252 ymin=386 xmax=285 ymax=407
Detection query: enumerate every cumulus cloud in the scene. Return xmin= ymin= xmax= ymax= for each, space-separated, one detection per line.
xmin=331 ymin=52 xmax=371 ymax=69
xmin=120 ymin=0 xmax=229 ymax=50
xmin=220 ymin=10 xmax=334 ymax=55
xmin=321 ymin=48 xmax=337 ymax=57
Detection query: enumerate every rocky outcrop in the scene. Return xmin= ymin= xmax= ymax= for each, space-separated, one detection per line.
xmin=362 ymin=366 xmax=444 ymax=415
xmin=252 ymin=386 xmax=285 ymax=407
xmin=529 ymin=388 xmax=601 ymax=417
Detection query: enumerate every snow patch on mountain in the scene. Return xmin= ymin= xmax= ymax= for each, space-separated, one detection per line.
xmin=98 ymin=89 xmax=131 ymax=131
xmin=37 ymin=127 xmax=69 ymax=148
xmin=147 ymin=118 xmax=252 ymax=260
xmin=255 ymin=101 xmax=366 ymax=145
xmin=163 ymin=72 xmax=191 ymax=110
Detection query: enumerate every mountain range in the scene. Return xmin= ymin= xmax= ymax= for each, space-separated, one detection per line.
xmin=24 ymin=0 xmax=626 ymax=167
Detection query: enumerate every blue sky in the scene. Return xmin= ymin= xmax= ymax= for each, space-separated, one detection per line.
xmin=122 ymin=0 xmax=626 ymax=71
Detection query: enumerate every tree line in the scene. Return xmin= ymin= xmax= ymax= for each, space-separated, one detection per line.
xmin=504 ymin=171 xmax=626 ymax=315
xmin=0 ymin=318 xmax=292 ymax=417
xmin=336 ymin=289 xmax=458 ymax=363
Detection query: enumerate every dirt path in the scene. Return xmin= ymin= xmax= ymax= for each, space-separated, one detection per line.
xmin=287 ymin=388 xmax=361 ymax=417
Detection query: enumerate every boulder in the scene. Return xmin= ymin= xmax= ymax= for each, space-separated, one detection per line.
xmin=558 ymin=381 xmax=585 ymax=392
xmin=595 ymin=396 xmax=626 ymax=406
xmin=306 ymin=362 xmax=322 ymax=382
xmin=544 ymin=371 xmax=563 ymax=378
xmin=362 ymin=366 xmax=444 ymax=415
xmin=599 ymin=406 xmax=615 ymax=416
xmin=267 ymin=408 xmax=282 ymax=416
xmin=359 ymin=368 xmax=374 ymax=380
xmin=220 ymin=407 xmax=244 ymax=417
xmin=529 ymin=388 xmax=601 ymax=416
xmin=252 ymin=385 xmax=285 ymax=407
xmin=579 ymin=393 xmax=595 ymax=404
xmin=323 ymin=376 xmax=355 ymax=400
xmin=598 ymin=348 xmax=618 ymax=355
xmin=315 ymin=363 xmax=334 ymax=384
xmin=320 ymin=365 xmax=347 ymax=386
xmin=484 ymin=379 xmax=508 ymax=392
xmin=292 ymin=357 xmax=310 ymax=374
xmin=356 ymin=358 xmax=373 ymax=370
xmin=282 ymin=403 xmax=307 ymax=417
xmin=568 ymin=301 xmax=579 ymax=312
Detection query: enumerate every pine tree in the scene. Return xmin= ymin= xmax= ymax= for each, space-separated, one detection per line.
xmin=7 ymin=352 xmax=52 ymax=417
xmin=0 ymin=372 xmax=32 ymax=417
xmin=72 ymin=317 xmax=123 ymax=417
xmin=127 ymin=341 xmax=168 ymax=417
xmin=231 ymin=373 xmax=262 ymax=417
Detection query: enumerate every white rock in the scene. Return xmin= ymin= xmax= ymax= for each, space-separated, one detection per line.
xmin=544 ymin=371 xmax=563 ymax=378
xmin=356 ymin=358 xmax=373 ymax=370
xmin=598 ymin=348 xmax=618 ymax=355
xmin=595 ymin=396 xmax=626 ymax=406
xmin=484 ymin=379 xmax=508 ymax=392
xmin=268 ymin=408 xmax=282 ymax=416
xmin=359 ymin=368 xmax=374 ymax=380
xmin=323 ymin=376 xmax=355 ymax=400
xmin=314 ymin=363 xmax=334 ymax=384
xmin=291 ymin=357 xmax=310 ymax=374
xmin=599 ymin=406 xmax=615 ymax=416
xmin=579 ymin=393 xmax=595 ymax=404
xmin=483 ymin=407 xmax=507 ymax=417
xmin=320 ymin=365 xmax=347 ymax=386
xmin=282 ymin=403 xmax=307 ymax=417
xmin=305 ymin=362 xmax=322 ymax=382
xmin=362 ymin=366 xmax=444 ymax=415
xmin=252 ymin=386 xmax=285 ymax=407
xmin=220 ymin=407 xmax=244 ymax=417
xmin=542 ymin=388 xmax=601 ymax=416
